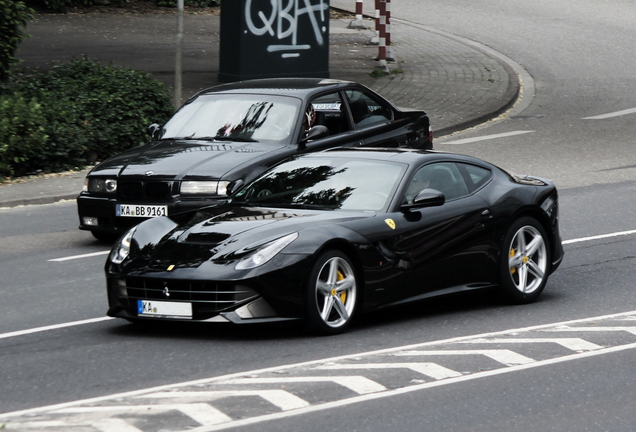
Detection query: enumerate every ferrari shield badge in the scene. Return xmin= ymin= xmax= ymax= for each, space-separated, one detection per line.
xmin=385 ymin=218 xmax=396 ymax=230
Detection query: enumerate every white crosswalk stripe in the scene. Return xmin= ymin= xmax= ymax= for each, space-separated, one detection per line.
xmin=395 ymin=349 xmax=535 ymax=366
xmin=316 ymin=362 xmax=463 ymax=379
xmin=220 ymin=376 xmax=387 ymax=394
xmin=462 ymin=337 xmax=602 ymax=352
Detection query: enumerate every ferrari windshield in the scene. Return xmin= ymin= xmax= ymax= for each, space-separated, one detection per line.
xmin=234 ymin=157 xmax=407 ymax=212
xmin=161 ymin=94 xmax=301 ymax=143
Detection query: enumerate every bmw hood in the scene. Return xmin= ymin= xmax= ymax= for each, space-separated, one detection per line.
xmin=90 ymin=139 xmax=286 ymax=179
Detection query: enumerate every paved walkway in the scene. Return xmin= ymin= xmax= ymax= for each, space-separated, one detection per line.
xmin=1 ymin=7 xmax=519 ymax=208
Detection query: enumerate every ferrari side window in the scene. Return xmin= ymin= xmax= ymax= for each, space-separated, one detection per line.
xmin=405 ymin=162 xmax=470 ymax=203
xmin=309 ymin=92 xmax=351 ymax=136
xmin=344 ymin=90 xmax=392 ymax=128
xmin=460 ymin=163 xmax=492 ymax=192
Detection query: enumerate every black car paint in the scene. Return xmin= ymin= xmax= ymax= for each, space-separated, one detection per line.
xmin=105 ymin=149 xmax=563 ymax=326
xmin=79 ymin=79 xmax=432 ymax=239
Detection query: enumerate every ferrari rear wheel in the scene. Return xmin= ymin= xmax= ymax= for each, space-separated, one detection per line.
xmin=499 ymin=217 xmax=550 ymax=304
xmin=305 ymin=250 xmax=358 ymax=335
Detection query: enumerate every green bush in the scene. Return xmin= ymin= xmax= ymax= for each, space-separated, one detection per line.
xmin=0 ymin=93 xmax=48 ymax=177
xmin=0 ymin=1 xmax=33 ymax=82
xmin=6 ymin=57 xmax=174 ymax=174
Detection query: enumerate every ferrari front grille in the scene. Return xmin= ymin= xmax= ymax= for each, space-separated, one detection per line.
xmin=125 ymin=277 xmax=257 ymax=313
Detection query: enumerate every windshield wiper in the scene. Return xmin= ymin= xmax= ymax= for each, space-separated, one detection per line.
xmin=163 ymin=136 xmax=258 ymax=143
xmin=211 ymin=135 xmax=258 ymax=143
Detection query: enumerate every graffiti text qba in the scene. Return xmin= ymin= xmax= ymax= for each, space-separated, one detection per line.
xmin=245 ymin=0 xmax=329 ymax=58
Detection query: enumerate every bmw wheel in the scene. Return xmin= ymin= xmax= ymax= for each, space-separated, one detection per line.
xmin=499 ymin=217 xmax=550 ymax=304
xmin=305 ymin=250 xmax=358 ymax=335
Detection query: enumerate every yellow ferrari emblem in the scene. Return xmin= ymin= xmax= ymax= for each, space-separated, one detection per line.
xmin=385 ymin=218 xmax=396 ymax=230
xmin=167 ymin=264 xmax=175 ymax=271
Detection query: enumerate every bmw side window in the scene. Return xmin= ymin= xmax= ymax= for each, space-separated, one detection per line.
xmin=405 ymin=162 xmax=469 ymax=204
xmin=460 ymin=163 xmax=492 ymax=192
xmin=344 ymin=90 xmax=392 ymax=128
xmin=308 ymin=92 xmax=351 ymax=136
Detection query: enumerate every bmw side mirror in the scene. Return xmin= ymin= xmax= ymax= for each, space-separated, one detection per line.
xmin=147 ymin=123 xmax=162 ymax=140
xmin=300 ymin=125 xmax=329 ymax=145
xmin=400 ymin=188 xmax=445 ymax=211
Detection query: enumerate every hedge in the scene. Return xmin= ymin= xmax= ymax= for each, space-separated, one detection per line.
xmin=3 ymin=57 xmax=174 ymax=176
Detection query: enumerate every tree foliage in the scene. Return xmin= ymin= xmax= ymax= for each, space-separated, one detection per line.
xmin=0 ymin=0 xmax=33 ymax=82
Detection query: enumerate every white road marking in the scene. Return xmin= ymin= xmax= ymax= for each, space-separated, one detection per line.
xmin=0 ymin=317 xmax=114 ymax=340
xmin=3 ymin=311 xmax=636 ymax=431
xmin=463 ymin=337 xmax=602 ymax=352
xmin=395 ymin=349 xmax=534 ymax=366
xmin=221 ymin=376 xmax=387 ymax=394
xmin=48 ymin=250 xmax=109 ymax=262
xmin=188 ymin=342 xmax=636 ymax=432
xmin=316 ymin=362 xmax=463 ymax=380
xmin=142 ymin=390 xmax=310 ymax=411
xmin=582 ymin=107 xmax=636 ymax=120
xmin=58 ymin=403 xmax=232 ymax=426
xmin=543 ymin=326 xmax=636 ymax=336
xmin=562 ymin=229 xmax=636 ymax=245
xmin=442 ymin=130 xmax=535 ymax=145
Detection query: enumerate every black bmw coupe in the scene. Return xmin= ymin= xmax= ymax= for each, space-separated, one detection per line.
xmin=78 ymin=78 xmax=432 ymax=241
xmin=105 ymin=148 xmax=563 ymax=335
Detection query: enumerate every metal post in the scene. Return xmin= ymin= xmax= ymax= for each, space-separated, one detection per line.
xmin=174 ymin=0 xmax=184 ymax=110
xmin=385 ymin=0 xmax=393 ymax=61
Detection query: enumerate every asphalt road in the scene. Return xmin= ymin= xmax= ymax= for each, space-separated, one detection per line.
xmin=3 ymin=0 xmax=636 ymax=431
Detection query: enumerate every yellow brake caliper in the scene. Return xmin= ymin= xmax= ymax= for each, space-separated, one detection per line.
xmin=510 ymin=248 xmax=517 ymax=275
xmin=337 ymin=270 xmax=347 ymax=303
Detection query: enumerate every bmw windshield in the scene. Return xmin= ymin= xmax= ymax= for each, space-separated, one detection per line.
xmin=161 ymin=94 xmax=302 ymax=144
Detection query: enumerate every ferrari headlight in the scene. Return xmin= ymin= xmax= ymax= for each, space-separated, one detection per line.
xmin=235 ymin=232 xmax=298 ymax=270
xmin=110 ymin=228 xmax=136 ymax=265
xmin=181 ymin=180 xmax=231 ymax=196
xmin=85 ymin=177 xmax=117 ymax=194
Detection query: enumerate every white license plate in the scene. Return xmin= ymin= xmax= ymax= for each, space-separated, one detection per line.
xmin=116 ymin=204 xmax=167 ymax=218
xmin=137 ymin=300 xmax=192 ymax=318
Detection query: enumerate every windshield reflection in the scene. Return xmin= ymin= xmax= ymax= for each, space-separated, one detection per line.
xmin=162 ymin=94 xmax=301 ymax=144
xmin=234 ymin=158 xmax=406 ymax=212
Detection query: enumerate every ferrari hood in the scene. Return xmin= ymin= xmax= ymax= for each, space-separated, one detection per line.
xmin=175 ymin=206 xmax=366 ymax=247
xmin=134 ymin=206 xmax=371 ymax=268
xmin=90 ymin=139 xmax=285 ymax=179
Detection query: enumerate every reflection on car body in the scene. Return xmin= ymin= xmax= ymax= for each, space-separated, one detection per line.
xmin=77 ymin=78 xmax=433 ymax=241
xmin=105 ymin=148 xmax=564 ymax=335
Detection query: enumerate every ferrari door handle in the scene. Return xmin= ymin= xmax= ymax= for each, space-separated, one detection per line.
xmin=481 ymin=209 xmax=492 ymax=218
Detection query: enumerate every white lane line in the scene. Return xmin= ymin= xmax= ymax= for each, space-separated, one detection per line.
xmin=48 ymin=250 xmax=110 ymax=262
xmin=442 ymin=130 xmax=535 ymax=145
xmin=0 ymin=317 xmax=114 ymax=340
xmin=562 ymin=229 xmax=636 ymax=245
xmin=583 ymin=107 xmax=636 ymax=120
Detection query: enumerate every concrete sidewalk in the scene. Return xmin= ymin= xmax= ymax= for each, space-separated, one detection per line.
xmin=1 ymin=7 xmax=519 ymax=209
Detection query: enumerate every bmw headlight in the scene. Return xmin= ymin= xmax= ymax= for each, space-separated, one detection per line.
xmin=235 ymin=232 xmax=299 ymax=270
xmin=110 ymin=228 xmax=136 ymax=265
xmin=181 ymin=180 xmax=231 ymax=196
xmin=85 ymin=177 xmax=117 ymax=194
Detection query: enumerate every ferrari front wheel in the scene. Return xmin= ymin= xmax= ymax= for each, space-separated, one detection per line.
xmin=499 ymin=217 xmax=550 ymax=304
xmin=305 ymin=250 xmax=358 ymax=335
